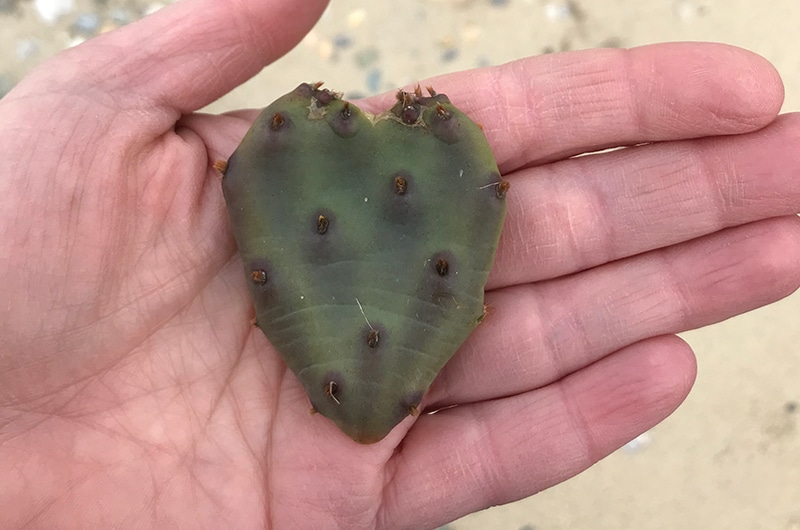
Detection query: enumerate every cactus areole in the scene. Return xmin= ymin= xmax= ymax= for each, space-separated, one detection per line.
xmin=219 ymin=82 xmax=508 ymax=443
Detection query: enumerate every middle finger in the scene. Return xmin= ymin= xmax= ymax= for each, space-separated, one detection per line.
xmin=489 ymin=113 xmax=800 ymax=290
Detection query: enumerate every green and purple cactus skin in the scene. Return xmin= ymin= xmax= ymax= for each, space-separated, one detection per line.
xmin=218 ymin=82 xmax=508 ymax=443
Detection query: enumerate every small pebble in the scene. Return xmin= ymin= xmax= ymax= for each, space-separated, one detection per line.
xmin=598 ymin=36 xmax=624 ymax=48
xmin=441 ymin=48 xmax=459 ymax=63
xmin=366 ymin=68 xmax=382 ymax=93
xmin=109 ymin=8 xmax=133 ymax=26
xmin=317 ymin=39 xmax=333 ymax=60
xmin=354 ymin=46 xmax=379 ymax=68
xmin=347 ymin=8 xmax=367 ymax=29
xmin=673 ymin=0 xmax=705 ymax=19
xmin=15 ymin=39 xmax=41 ymax=61
xmin=491 ymin=0 xmax=509 ymax=6
xmin=332 ymin=33 xmax=353 ymax=50
xmin=623 ymin=431 xmax=652 ymax=453
xmin=67 ymin=36 xmax=86 ymax=47
xmin=99 ymin=22 xmax=118 ymax=34
xmin=437 ymin=35 xmax=456 ymax=49
xmin=0 ymin=74 xmax=16 ymax=99
xmin=70 ymin=12 xmax=101 ymax=36
xmin=143 ymin=2 xmax=165 ymax=15
xmin=34 ymin=0 xmax=74 ymax=24
xmin=544 ymin=0 xmax=573 ymax=21
xmin=0 ymin=0 xmax=20 ymax=14
xmin=461 ymin=22 xmax=482 ymax=43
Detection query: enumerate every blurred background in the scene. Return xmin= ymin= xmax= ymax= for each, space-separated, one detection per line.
xmin=2 ymin=1 xmax=798 ymax=528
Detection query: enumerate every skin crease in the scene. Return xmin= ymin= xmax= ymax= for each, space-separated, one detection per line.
xmin=1 ymin=0 xmax=799 ymax=528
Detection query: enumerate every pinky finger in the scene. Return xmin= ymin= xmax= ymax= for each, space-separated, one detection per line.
xmin=379 ymin=335 xmax=697 ymax=530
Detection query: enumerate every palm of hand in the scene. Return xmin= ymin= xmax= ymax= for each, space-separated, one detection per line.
xmin=2 ymin=1 xmax=799 ymax=528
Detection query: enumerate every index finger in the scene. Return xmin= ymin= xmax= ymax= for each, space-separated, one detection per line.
xmin=362 ymin=42 xmax=784 ymax=173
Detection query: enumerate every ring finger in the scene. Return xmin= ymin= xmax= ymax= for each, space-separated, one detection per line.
xmin=426 ymin=214 xmax=800 ymax=409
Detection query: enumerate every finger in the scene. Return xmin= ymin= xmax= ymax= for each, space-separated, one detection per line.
xmin=361 ymin=42 xmax=783 ymax=173
xmin=380 ymin=335 xmax=697 ymax=530
xmin=427 ymin=215 xmax=800 ymax=409
xmin=194 ymin=42 xmax=782 ymax=168
xmin=489 ymin=112 xmax=800 ymax=289
xmin=185 ymin=42 xmax=783 ymax=176
xmin=36 ymin=0 xmax=329 ymax=116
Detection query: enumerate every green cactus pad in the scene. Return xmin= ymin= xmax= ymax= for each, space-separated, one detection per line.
xmin=220 ymin=83 xmax=508 ymax=443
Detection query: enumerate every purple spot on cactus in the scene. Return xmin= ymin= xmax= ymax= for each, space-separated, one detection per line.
xmin=394 ymin=174 xmax=407 ymax=195
xmin=315 ymin=88 xmax=336 ymax=106
xmin=362 ymin=323 xmax=387 ymax=351
xmin=326 ymin=101 xmax=360 ymax=138
xmin=245 ymin=259 xmax=274 ymax=298
xmin=496 ymin=180 xmax=510 ymax=199
xmin=393 ymin=90 xmax=421 ymax=124
xmin=270 ymin=112 xmax=285 ymax=130
xmin=246 ymin=259 xmax=273 ymax=290
xmin=251 ymin=112 xmax=293 ymax=153
xmin=251 ymin=269 xmax=267 ymax=285
xmin=426 ymin=108 xmax=460 ymax=144
xmin=367 ymin=328 xmax=379 ymax=348
xmin=401 ymin=104 xmax=420 ymax=124
xmin=383 ymin=171 xmax=418 ymax=227
xmin=304 ymin=209 xmax=355 ymax=267
xmin=431 ymin=253 xmax=454 ymax=277
xmin=480 ymin=172 xmax=510 ymax=203
xmin=340 ymin=101 xmax=352 ymax=120
xmin=435 ymin=258 xmax=449 ymax=276
xmin=294 ymin=82 xmax=316 ymax=98
xmin=402 ymin=391 xmax=424 ymax=417
xmin=317 ymin=214 xmax=330 ymax=234
xmin=421 ymin=252 xmax=460 ymax=311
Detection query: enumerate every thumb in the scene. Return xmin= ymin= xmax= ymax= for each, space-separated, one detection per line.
xmin=29 ymin=0 xmax=329 ymax=118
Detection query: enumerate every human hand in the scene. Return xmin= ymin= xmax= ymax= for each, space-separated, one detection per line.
xmin=1 ymin=0 xmax=799 ymax=527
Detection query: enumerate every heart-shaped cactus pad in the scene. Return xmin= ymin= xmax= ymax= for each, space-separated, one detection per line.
xmin=219 ymin=82 xmax=508 ymax=443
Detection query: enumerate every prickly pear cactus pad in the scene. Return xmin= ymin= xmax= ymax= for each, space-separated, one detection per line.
xmin=219 ymin=82 xmax=508 ymax=444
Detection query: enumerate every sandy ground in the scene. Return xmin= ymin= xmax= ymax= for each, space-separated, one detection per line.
xmin=2 ymin=1 xmax=798 ymax=529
